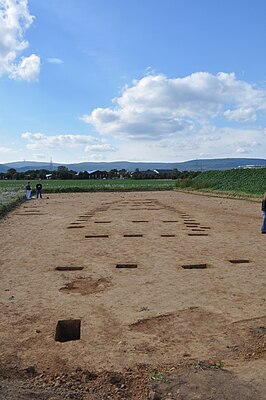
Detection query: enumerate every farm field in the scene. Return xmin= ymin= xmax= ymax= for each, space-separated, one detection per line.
xmin=176 ymin=168 xmax=266 ymax=197
xmin=0 ymin=178 xmax=176 ymax=193
xmin=0 ymin=191 xmax=266 ymax=399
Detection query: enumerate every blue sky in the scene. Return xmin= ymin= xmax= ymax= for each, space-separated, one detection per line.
xmin=0 ymin=0 xmax=266 ymax=164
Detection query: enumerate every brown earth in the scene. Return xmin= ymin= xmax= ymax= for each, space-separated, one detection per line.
xmin=0 ymin=190 xmax=265 ymax=399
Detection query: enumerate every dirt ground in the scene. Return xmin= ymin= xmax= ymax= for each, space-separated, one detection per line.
xmin=0 ymin=190 xmax=265 ymax=399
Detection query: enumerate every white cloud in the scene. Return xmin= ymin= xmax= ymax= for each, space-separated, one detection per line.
xmin=224 ymin=107 xmax=257 ymax=122
xmin=21 ymin=132 xmax=116 ymax=157
xmin=9 ymin=53 xmax=40 ymax=81
xmin=110 ymin=125 xmax=265 ymax=162
xmin=89 ymin=153 xmax=106 ymax=161
xmin=33 ymin=153 xmax=46 ymax=159
xmin=47 ymin=57 xmax=63 ymax=64
xmin=84 ymin=143 xmax=116 ymax=152
xmin=81 ymin=72 xmax=266 ymax=141
xmin=187 ymin=125 xmax=264 ymax=159
xmin=21 ymin=132 xmax=98 ymax=150
xmin=0 ymin=0 xmax=40 ymax=81
xmin=0 ymin=146 xmax=16 ymax=153
xmin=0 ymin=145 xmax=20 ymax=162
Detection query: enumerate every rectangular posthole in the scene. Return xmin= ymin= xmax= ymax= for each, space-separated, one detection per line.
xmin=130 ymin=208 xmax=162 ymax=211
xmin=67 ymin=226 xmax=85 ymax=229
xmin=162 ymin=221 xmax=179 ymax=223
xmin=161 ymin=234 xmax=176 ymax=237
xmin=85 ymin=235 xmax=109 ymax=238
xmin=55 ymin=319 xmax=81 ymax=342
xmin=181 ymin=263 xmax=208 ymax=269
xmin=229 ymin=259 xmax=250 ymax=264
xmin=94 ymin=221 xmax=111 ymax=223
xmin=188 ymin=233 xmax=209 ymax=236
xmin=116 ymin=264 xmax=138 ymax=268
xmin=15 ymin=213 xmax=44 ymax=216
xmin=132 ymin=220 xmax=149 ymax=223
xmin=55 ymin=266 xmax=84 ymax=271
xmin=124 ymin=234 xmax=143 ymax=237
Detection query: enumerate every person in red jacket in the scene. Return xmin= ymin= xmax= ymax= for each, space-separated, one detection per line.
xmin=262 ymin=192 xmax=266 ymax=234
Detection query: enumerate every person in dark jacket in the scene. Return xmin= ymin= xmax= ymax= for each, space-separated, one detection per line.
xmin=262 ymin=192 xmax=266 ymax=233
xmin=36 ymin=180 xmax=43 ymax=199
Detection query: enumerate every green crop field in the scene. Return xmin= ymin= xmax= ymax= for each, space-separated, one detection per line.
xmin=2 ymin=170 xmax=265 ymax=218
xmin=0 ymin=179 xmax=175 ymax=217
xmin=0 ymin=182 xmax=25 ymax=218
xmin=37 ymin=178 xmax=175 ymax=192
xmin=175 ymin=168 xmax=266 ymax=197
xmin=0 ymin=182 xmax=25 ymax=204
xmin=0 ymin=178 xmax=175 ymax=193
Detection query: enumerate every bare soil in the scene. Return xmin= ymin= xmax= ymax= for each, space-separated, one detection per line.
xmin=0 ymin=191 xmax=265 ymax=399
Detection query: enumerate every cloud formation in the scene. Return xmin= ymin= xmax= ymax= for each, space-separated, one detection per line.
xmin=0 ymin=146 xmax=16 ymax=153
xmin=21 ymin=132 xmax=116 ymax=153
xmin=0 ymin=0 xmax=40 ymax=81
xmin=223 ymin=107 xmax=257 ymax=122
xmin=47 ymin=57 xmax=63 ymax=64
xmin=81 ymin=72 xmax=266 ymax=140
xmin=84 ymin=143 xmax=116 ymax=152
xmin=18 ymin=72 xmax=266 ymax=162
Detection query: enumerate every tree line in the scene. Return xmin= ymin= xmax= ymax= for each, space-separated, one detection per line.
xmin=1 ymin=166 xmax=201 ymax=180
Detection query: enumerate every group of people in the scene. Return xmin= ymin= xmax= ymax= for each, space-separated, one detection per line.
xmin=25 ymin=180 xmax=43 ymax=200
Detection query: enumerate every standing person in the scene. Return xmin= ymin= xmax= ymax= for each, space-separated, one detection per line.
xmin=262 ymin=192 xmax=266 ymax=234
xmin=25 ymin=182 xmax=31 ymax=200
xmin=36 ymin=180 xmax=43 ymax=199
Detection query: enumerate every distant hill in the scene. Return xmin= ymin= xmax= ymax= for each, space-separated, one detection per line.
xmin=0 ymin=164 xmax=8 ymax=172
xmin=1 ymin=158 xmax=266 ymax=173
xmin=66 ymin=158 xmax=266 ymax=172
xmin=3 ymin=161 xmax=60 ymax=170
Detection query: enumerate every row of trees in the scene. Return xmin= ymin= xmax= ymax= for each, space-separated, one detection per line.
xmin=1 ymin=166 xmax=201 ymax=180
xmin=131 ymin=169 xmax=200 ymax=180
xmin=1 ymin=168 xmax=52 ymax=180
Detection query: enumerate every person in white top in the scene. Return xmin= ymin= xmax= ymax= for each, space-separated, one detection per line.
xmin=25 ymin=182 xmax=31 ymax=200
